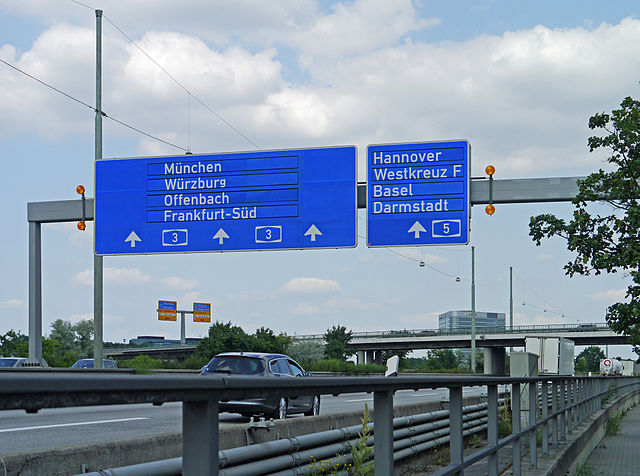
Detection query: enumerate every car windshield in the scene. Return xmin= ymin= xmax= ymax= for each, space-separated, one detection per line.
xmin=205 ymin=356 xmax=264 ymax=375
xmin=0 ymin=358 xmax=19 ymax=367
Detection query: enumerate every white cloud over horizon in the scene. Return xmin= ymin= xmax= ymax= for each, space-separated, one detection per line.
xmin=281 ymin=277 xmax=342 ymax=294
xmin=0 ymin=14 xmax=638 ymax=177
xmin=73 ymin=267 xmax=153 ymax=286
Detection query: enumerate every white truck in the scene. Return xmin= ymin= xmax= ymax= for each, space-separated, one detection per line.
xmin=600 ymin=358 xmax=623 ymax=376
xmin=524 ymin=337 xmax=574 ymax=375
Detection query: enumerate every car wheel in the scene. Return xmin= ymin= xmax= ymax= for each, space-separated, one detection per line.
xmin=304 ymin=395 xmax=320 ymax=416
xmin=271 ymin=397 xmax=287 ymax=419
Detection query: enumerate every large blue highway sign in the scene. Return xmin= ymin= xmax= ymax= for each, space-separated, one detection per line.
xmin=367 ymin=140 xmax=470 ymax=247
xmin=95 ymin=146 xmax=357 ymax=255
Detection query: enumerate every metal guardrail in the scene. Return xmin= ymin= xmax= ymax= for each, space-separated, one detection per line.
xmin=294 ymin=322 xmax=612 ymax=341
xmin=79 ymin=399 xmax=503 ymax=475
xmin=1 ymin=373 xmax=638 ymax=475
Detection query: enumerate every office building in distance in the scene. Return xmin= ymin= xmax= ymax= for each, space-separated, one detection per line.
xmin=438 ymin=310 xmax=506 ymax=333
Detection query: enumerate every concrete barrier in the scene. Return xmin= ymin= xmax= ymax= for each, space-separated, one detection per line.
xmin=1 ymin=394 xmax=490 ymax=475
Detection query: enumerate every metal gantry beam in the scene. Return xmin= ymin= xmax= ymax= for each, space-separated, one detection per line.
xmin=26 ymin=176 xmax=583 ymax=364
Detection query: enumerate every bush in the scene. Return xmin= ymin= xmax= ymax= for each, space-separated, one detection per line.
xmin=606 ymin=412 xmax=623 ymax=436
xmin=118 ymin=355 xmax=162 ymax=370
xmin=304 ymin=359 xmax=385 ymax=374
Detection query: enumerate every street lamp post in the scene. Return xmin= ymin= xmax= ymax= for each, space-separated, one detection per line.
xmin=471 ymin=246 xmax=476 ymax=374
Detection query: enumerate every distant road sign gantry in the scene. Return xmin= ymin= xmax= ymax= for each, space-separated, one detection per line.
xmin=367 ymin=140 xmax=470 ymax=247
xmin=157 ymin=300 xmax=177 ymax=321
xmin=95 ymin=146 xmax=357 ymax=255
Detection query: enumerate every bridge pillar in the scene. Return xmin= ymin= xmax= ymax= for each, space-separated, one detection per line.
xmin=356 ymin=351 xmax=365 ymax=365
xmin=484 ymin=347 xmax=506 ymax=375
xmin=374 ymin=351 xmax=382 ymax=365
xmin=365 ymin=350 xmax=374 ymax=364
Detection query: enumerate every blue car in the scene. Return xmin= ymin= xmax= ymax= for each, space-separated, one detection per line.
xmin=200 ymin=352 xmax=320 ymax=419
xmin=71 ymin=359 xmax=118 ymax=369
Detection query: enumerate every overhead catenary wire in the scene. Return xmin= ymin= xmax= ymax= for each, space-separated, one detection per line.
xmin=0 ymin=58 xmax=189 ymax=152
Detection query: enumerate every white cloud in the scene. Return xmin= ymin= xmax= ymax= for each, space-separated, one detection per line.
xmin=290 ymin=0 xmax=438 ymax=57
xmin=589 ymin=289 xmax=627 ymax=302
xmin=0 ymin=298 xmax=25 ymax=309
xmin=281 ymin=277 xmax=341 ymax=294
xmin=72 ymin=267 xmax=152 ymax=285
xmin=1 ymin=14 xmax=638 ymax=178
xmin=180 ymin=291 xmax=202 ymax=303
xmin=290 ymin=302 xmax=321 ymax=315
xmin=161 ymin=276 xmax=199 ymax=290
xmin=537 ymin=253 xmax=553 ymax=262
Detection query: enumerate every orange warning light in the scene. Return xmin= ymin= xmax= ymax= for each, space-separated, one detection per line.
xmin=76 ymin=185 xmax=85 ymax=195
xmin=485 ymin=165 xmax=495 ymax=176
xmin=485 ymin=204 xmax=495 ymax=215
xmin=77 ymin=221 xmax=86 ymax=231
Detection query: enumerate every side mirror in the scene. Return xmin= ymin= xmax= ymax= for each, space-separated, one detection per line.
xmin=303 ymin=371 xmax=312 ymax=377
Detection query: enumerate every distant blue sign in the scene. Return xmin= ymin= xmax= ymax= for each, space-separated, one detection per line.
xmin=367 ymin=141 xmax=470 ymax=247
xmin=95 ymin=146 xmax=357 ymax=255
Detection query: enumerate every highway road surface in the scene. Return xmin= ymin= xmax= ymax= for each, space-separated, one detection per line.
xmin=0 ymin=385 xmax=497 ymax=455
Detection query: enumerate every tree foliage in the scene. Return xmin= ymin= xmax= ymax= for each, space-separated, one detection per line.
xmin=194 ymin=321 xmax=292 ymax=363
xmin=575 ymin=346 xmax=605 ymax=373
xmin=286 ymin=339 xmax=325 ymax=363
xmin=0 ymin=330 xmax=27 ymax=357
xmin=323 ymin=324 xmax=353 ymax=361
xmin=529 ymin=97 xmax=640 ymax=344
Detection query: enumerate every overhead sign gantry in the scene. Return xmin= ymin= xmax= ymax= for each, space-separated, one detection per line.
xmin=95 ymin=146 xmax=357 ymax=255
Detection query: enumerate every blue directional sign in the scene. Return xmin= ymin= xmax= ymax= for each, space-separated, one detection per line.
xmin=95 ymin=146 xmax=357 ymax=255
xmin=367 ymin=140 xmax=470 ymax=247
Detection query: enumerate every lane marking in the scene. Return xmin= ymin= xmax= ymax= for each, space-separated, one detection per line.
xmin=0 ymin=417 xmax=149 ymax=433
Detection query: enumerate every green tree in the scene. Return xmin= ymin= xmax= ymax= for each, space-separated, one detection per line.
xmin=0 ymin=330 xmax=27 ymax=357
xmin=251 ymin=327 xmax=291 ymax=353
xmin=286 ymin=339 xmax=325 ymax=363
xmin=576 ymin=346 xmax=605 ymax=373
xmin=529 ymin=97 xmax=640 ymax=344
xmin=73 ymin=319 xmax=94 ymax=357
xmin=195 ymin=321 xmax=252 ymax=361
xmin=429 ymin=349 xmax=459 ymax=370
xmin=575 ymin=356 xmax=588 ymax=374
xmin=323 ymin=325 xmax=353 ymax=361
xmin=49 ymin=319 xmax=78 ymax=355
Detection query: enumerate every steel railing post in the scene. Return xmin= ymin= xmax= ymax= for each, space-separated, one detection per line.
xmin=529 ymin=381 xmax=537 ymax=468
xmin=183 ymin=398 xmax=219 ymax=476
xmin=541 ymin=380 xmax=549 ymax=455
xmin=449 ymin=386 xmax=464 ymax=475
xmin=567 ymin=380 xmax=573 ymax=435
xmin=374 ymin=389 xmax=394 ymax=476
xmin=551 ymin=380 xmax=558 ymax=447
xmin=487 ymin=384 xmax=499 ymax=475
xmin=512 ymin=382 xmax=521 ymax=476
xmin=559 ymin=380 xmax=566 ymax=441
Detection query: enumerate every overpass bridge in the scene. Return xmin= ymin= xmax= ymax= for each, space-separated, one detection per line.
xmin=106 ymin=323 xmax=628 ymax=364
xmin=296 ymin=322 xmax=629 ymax=366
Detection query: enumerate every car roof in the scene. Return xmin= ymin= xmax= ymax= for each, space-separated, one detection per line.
xmin=214 ymin=352 xmax=291 ymax=360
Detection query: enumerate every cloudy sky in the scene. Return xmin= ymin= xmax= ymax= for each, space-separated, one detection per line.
xmin=1 ymin=1 xmax=638 ymax=358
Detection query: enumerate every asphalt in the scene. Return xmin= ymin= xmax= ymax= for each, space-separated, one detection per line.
xmin=583 ymin=402 xmax=640 ymax=476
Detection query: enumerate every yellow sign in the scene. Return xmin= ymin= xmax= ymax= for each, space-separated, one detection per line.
xmin=158 ymin=300 xmax=177 ymax=321
xmin=193 ymin=302 xmax=211 ymax=323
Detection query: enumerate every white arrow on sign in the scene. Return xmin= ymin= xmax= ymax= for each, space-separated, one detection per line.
xmin=304 ymin=224 xmax=322 ymax=241
xmin=213 ymin=228 xmax=229 ymax=244
xmin=408 ymin=221 xmax=426 ymax=238
xmin=125 ymin=231 xmax=141 ymax=247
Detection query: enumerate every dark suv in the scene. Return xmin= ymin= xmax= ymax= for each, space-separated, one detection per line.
xmin=200 ymin=352 xmax=320 ymax=419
